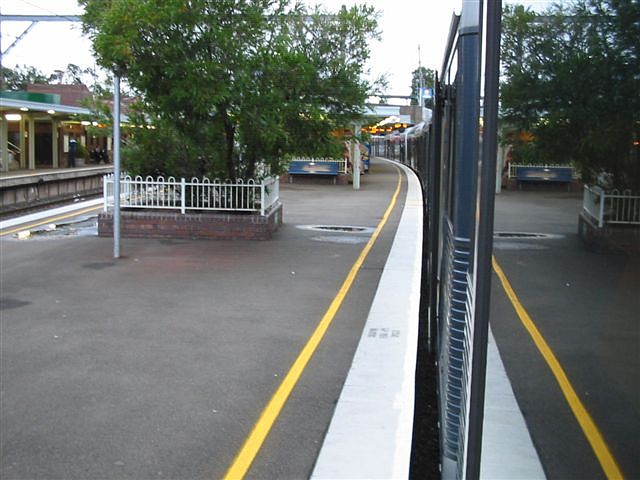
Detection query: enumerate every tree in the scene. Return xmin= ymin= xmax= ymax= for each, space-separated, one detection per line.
xmin=47 ymin=63 xmax=100 ymax=85
xmin=500 ymin=1 xmax=640 ymax=190
xmin=410 ymin=66 xmax=435 ymax=108
xmin=1 ymin=63 xmax=107 ymax=91
xmin=80 ymin=0 xmax=380 ymax=179
xmin=1 ymin=65 xmax=48 ymax=90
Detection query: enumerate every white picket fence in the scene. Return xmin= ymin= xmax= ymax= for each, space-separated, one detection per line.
xmin=583 ymin=185 xmax=640 ymax=228
xmin=103 ymin=174 xmax=279 ymax=216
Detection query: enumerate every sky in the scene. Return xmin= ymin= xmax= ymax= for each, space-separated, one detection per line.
xmin=1 ymin=0 xmax=552 ymax=97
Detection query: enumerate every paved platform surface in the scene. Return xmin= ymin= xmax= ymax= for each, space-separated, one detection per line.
xmin=0 ymin=166 xmax=112 ymax=180
xmin=5 ymin=160 xmax=614 ymax=479
xmin=1 ymin=159 xmax=405 ymax=479
xmin=490 ymin=190 xmax=640 ymax=480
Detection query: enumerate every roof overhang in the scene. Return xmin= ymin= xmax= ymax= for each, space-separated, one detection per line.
xmin=0 ymin=97 xmax=90 ymax=116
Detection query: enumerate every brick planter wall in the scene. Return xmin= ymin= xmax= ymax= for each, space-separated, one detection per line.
xmin=578 ymin=212 xmax=640 ymax=254
xmin=98 ymin=203 xmax=283 ymax=240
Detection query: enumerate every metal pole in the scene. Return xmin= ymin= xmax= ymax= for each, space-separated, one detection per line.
xmin=0 ymin=17 xmax=4 ymax=91
xmin=353 ymin=123 xmax=361 ymax=190
xmin=113 ymin=74 xmax=121 ymax=258
xmin=352 ymin=141 xmax=360 ymax=190
xmin=427 ymin=79 xmax=443 ymax=354
xmin=466 ymin=1 xmax=501 ymax=478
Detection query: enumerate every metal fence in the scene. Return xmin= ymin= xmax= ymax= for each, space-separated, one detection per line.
xmin=582 ymin=185 xmax=640 ymax=227
xmin=103 ymin=174 xmax=279 ymax=216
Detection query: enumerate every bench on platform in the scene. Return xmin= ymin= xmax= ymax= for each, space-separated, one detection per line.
xmin=287 ymin=160 xmax=340 ymax=184
xmin=514 ymin=165 xmax=573 ymax=190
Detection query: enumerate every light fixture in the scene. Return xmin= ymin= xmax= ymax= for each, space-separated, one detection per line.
xmin=81 ymin=120 xmax=91 ymax=126
xmin=20 ymin=107 xmax=29 ymax=112
xmin=4 ymin=113 xmax=22 ymax=121
xmin=47 ymin=109 xmax=56 ymax=115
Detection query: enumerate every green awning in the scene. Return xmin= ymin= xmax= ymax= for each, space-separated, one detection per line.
xmin=1 ymin=91 xmax=61 ymax=104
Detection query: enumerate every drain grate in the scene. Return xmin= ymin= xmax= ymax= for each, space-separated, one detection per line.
xmin=297 ymin=225 xmax=374 ymax=234
xmin=314 ymin=226 xmax=367 ymax=232
xmin=494 ymin=232 xmax=555 ymax=239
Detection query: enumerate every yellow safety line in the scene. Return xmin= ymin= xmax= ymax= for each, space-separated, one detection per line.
xmin=492 ymin=256 xmax=624 ymax=480
xmin=0 ymin=205 xmax=104 ymax=237
xmin=223 ymin=165 xmax=404 ymax=480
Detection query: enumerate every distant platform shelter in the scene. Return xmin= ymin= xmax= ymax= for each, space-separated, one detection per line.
xmin=0 ymin=85 xmax=117 ymax=173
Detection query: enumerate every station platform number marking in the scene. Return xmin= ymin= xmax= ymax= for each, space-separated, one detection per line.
xmin=368 ymin=328 xmax=401 ymax=339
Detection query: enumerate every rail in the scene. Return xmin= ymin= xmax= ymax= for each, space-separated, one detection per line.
xmin=582 ymin=185 xmax=640 ymax=228
xmin=1 ymin=140 xmax=22 ymax=172
xmin=103 ymin=174 xmax=279 ymax=216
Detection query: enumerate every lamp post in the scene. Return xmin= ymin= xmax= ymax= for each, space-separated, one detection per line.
xmin=112 ymin=74 xmax=121 ymax=258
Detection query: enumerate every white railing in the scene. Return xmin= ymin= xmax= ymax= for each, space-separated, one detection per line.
xmin=103 ymin=174 xmax=279 ymax=216
xmin=289 ymin=157 xmax=348 ymax=173
xmin=583 ymin=185 xmax=640 ymax=228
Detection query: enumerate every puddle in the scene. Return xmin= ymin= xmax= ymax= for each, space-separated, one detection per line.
xmin=83 ymin=261 xmax=117 ymax=270
xmin=494 ymin=232 xmax=562 ymax=239
xmin=10 ymin=215 xmax=98 ymax=241
xmin=493 ymin=231 xmax=564 ymax=250
xmin=310 ymin=235 xmax=370 ymax=244
xmin=0 ymin=297 xmax=31 ymax=310
xmin=493 ymin=242 xmax=549 ymax=251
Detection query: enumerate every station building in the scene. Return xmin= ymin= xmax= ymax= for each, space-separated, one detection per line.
xmin=0 ymin=84 xmax=115 ymax=173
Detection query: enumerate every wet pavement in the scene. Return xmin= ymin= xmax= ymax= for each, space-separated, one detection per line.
xmin=3 ymin=167 xmax=637 ymax=479
xmin=0 ymin=159 xmax=406 ymax=480
xmin=490 ymin=189 xmax=640 ymax=479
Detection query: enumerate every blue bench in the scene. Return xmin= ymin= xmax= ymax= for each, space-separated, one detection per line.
xmin=514 ymin=165 xmax=573 ymax=190
xmin=287 ymin=160 xmax=340 ymax=184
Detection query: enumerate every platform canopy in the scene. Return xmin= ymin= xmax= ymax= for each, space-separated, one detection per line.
xmin=1 ymin=91 xmax=91 ymax=116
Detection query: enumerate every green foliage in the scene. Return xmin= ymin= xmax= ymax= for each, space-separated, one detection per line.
xmin=122 ymin=100 xmax=229 ymax=178
xmin=48 ymin=64 xmax=90 ymax=85
xmin=410 ymin=66 xmax=435 ymax=108
xmin=500 ymin=0 xmax=640 ymax=190
xmin=1 ymin=65 xmax=48 ymax=90
xmin=78 ymin=72 xmax=122 ymax=140
xmin=1 ymin=63 xmax=104 ymax=90
xmin=80 ymin=0 xmax=380 ymax=179
xmin=76 ymin=142 xmax=90 ymax=161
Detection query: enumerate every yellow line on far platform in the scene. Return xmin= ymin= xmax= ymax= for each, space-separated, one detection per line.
xmin=492 ymin=256 xmax=623 ymax=480
xmin=222 ymin=165 xmax=404 ymax=480
xmin=0 ymin=205 xmax=104 ymax=237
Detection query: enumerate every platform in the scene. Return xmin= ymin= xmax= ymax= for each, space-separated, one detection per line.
xmin=1 ymin=158 xmax=551 ymax=480
xmin=0 ymin=165 xmax=111 ymax=214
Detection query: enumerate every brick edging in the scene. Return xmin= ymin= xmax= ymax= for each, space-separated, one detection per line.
xmin=98 ymin=203 xmax=283 ymax=240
